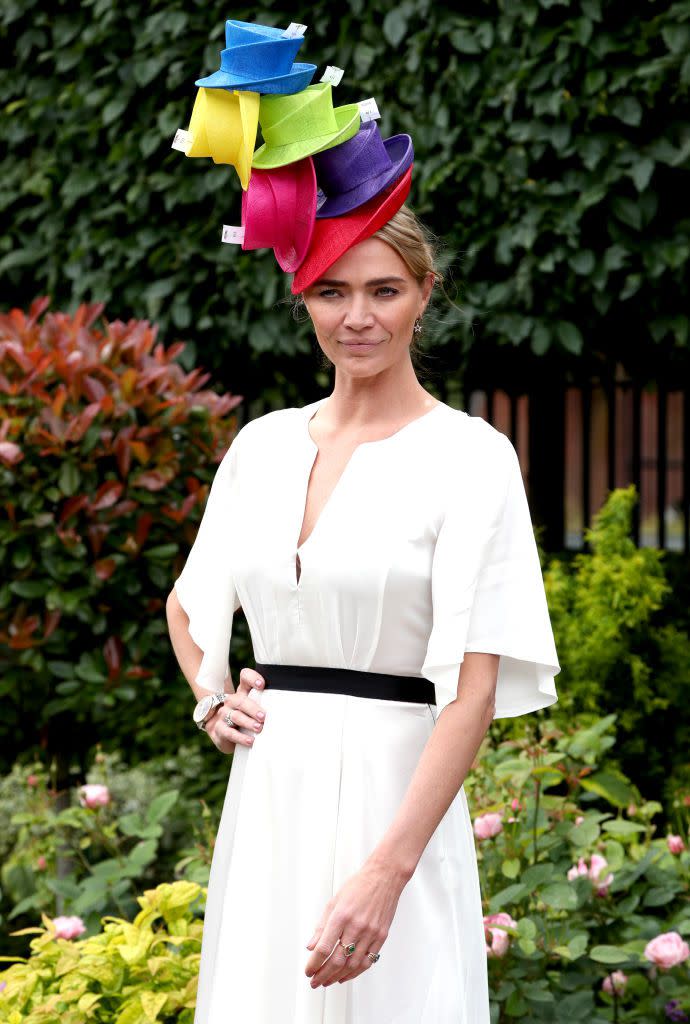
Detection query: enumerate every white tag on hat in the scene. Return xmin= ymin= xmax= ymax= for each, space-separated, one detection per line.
xmin=221 ymin=225 xmax=246 ymax=245
xmin=171 ymin=129 xmax=193 ymax=153
xmin=283 ymin=22 xmax=307 ymax=37
xmin=358 ymin=98 xmax=381 ymax=123
xmin=320 ymin=66 xmax=344 ymax=86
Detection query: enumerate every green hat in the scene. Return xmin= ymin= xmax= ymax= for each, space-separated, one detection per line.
xmin=252 ymin=82 xmax=361 ymax=170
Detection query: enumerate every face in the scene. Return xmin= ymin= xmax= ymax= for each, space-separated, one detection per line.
xmin=301 ymin=236 xmax=434 ymax=375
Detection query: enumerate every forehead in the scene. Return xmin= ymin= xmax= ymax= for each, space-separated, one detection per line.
xmin=322 ymin=236 xmax=412 ymax=284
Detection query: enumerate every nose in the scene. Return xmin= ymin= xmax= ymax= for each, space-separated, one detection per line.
xmin=342 ymin=293 xmax=375 ymax=331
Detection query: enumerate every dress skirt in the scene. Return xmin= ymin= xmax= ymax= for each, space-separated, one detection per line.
xmin=193 ymin=679 xmax=491 ymax=1024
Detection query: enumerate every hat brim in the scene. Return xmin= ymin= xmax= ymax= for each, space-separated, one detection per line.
xmin=291 ymin=165 xmax=413 ymax=294
xmin=241 ymin=158 xmax=317 ymax=273
xmin=252 ymin=103 xmax=361 ymax=170
xmin=315 ymin=134 xmax=414 ymax=218
xmin=195 ymin=62 xmax=316 ymax=96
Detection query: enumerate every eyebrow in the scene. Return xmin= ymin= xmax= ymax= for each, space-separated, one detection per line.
xmin=311 ymin=276 xmax=407 ymax=287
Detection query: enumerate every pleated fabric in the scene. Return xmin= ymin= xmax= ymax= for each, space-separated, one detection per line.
xmin=193 ymin=686 xmax=490 ymax=1024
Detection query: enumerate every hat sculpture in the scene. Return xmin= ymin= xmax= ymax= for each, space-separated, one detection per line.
xmin=172 ymin=18 xmax=414 ymax=285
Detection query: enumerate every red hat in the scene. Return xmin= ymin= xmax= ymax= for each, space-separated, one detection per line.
xmin=290 ymin=164 xmax=413 ymax=294
xmin=241 ymin=157 xmax=316 ymax=273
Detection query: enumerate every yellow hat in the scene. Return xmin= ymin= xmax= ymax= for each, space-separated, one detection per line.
xmin=185 ymin=87 xmax=260 ymax=190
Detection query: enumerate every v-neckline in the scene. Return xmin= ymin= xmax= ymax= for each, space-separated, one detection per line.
xmin=294 ymin=398 xmax=445 ymax=576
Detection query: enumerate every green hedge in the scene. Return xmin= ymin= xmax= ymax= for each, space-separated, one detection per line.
xmin=1 ymin=0 xmax=688 ymax=402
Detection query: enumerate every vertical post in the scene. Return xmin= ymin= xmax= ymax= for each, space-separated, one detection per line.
xmin=632 ymin=381 xmax=642 ymax=545
xmin=582 ymin=381 xmax=591 ymax=548
xmin=657 ymin=382 xmax=667 ymax=549
xmin=528 ymin=374 xmax=566 ymax=550
xmin=679 ymin=385 xmax=683 ymax=561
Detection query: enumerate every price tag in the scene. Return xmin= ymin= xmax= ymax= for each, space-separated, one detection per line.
xmin=171 ymin=128 xmax=193 ymax=153
xmin=320 ymin=65 xmax=344 ymax=86
xmin=358 ymin=98 xmax=380 ymax=123
xmin=221 ymin=225 xmax=246 ymax=244
xmin=282 ymin=22 xmax=307 ymax=37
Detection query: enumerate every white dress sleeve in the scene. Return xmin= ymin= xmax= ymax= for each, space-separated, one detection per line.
xmin=173 ymin=427 xmax=244 ymax=693
xmin=421 ymin=430 xmax=561 ymax=718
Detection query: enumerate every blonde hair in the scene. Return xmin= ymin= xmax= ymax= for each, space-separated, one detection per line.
xmin=373 ymin=205 xmax=444 ymax=291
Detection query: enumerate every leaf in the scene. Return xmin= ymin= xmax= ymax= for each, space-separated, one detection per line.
xmin=630 ymin=157 xmax=654 ymax=192
xmin=601 ymin=818 xmax=647 ymax=836
xmin=450 ymin=28 xmax=481 ymax=54
xmin=589 ymin=944 xmax=638 ymax=964
xmin=579 ymin=770 xmax=637 ymax=809
xmin=382 ymin=9 xmax=408 ymax=48
xmin=611 ymin=96 xmax=643 ymax=126
xmin=540 ymin=882 xmax=578 ymax=910
xmin=147 ymin=789 xmax=180 ymax=825
xmin=556 ymin=321 xmax=583 ymax=354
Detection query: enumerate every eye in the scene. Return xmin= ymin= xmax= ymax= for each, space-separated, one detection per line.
xmin=317 ymin=288 xmax=341 ymax=298
xmin=376 ymin=286 xmax=399 ymax=296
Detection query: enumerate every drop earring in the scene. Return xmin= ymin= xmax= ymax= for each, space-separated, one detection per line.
xmin=413 ymin=318 xmax=423 ymax=335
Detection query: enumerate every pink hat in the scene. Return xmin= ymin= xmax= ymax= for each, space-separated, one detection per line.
xmin=241 ymin=157 xmax=317 ymax=273
xmin=291 ymin=165 xmax=412 ymax=294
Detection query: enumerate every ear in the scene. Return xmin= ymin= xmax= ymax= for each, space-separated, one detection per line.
xmin=419 ymin=271 xmax=435 ymax=315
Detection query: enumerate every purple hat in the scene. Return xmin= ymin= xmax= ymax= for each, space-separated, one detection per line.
xmin=313 ymin=121 xmax=414 ymax=219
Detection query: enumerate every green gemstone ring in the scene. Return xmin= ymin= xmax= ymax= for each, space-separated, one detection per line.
xmin=340 ymin=940 xmax=357 ymax=956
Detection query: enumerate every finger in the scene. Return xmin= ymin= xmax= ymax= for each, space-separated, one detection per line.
xmin=305 ymin=929 xmax=340 ymax=979
xmin=311 ymin=933 xmax=362 ymax=987
xmin=237 ymin=667 xmax=265 ymax=696
xmin=222 ymin=700 xmax=264 ymax=734
xmin=210 ymin=717 xmax=255 ymax=751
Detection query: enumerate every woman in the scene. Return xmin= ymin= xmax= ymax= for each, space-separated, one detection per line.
xmin=166 ymin=204 xmax=560 ymax=1023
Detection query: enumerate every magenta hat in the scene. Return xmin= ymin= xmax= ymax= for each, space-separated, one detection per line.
xmin=241 ymin=157 xmax=317 ymax=273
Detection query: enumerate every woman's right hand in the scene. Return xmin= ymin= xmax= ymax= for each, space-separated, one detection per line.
xmin=205 ymin=668 xmax=266 ymax=754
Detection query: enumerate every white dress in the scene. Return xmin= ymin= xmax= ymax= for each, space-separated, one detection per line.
xmin=174 ymin=397 xmax=561 ymax=1024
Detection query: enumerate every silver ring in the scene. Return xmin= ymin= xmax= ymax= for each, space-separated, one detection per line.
xmin=223 ymin=710 xmax=236 ymax=728
xmin=366 ymin=951 xmax=380 ymax=963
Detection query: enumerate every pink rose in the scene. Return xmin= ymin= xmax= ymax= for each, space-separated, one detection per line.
xmin=567 ymin=854 xmax=613 ymax=894
xmin=667 ymin=834 xmax=685 ymax=855
xmin=52 ymin=915 xmax=86 ymax=940
xmin=0 ymin=441 xmax=22 ymax=466
xmin=484 ymin=912 xmax=517 ymax=958
xmin=36 ymin=856 xmax=47 ymax=871
xmin=644 ymin=931 xmax=690 ymax=970
xmin=575 ymin=815 xmax=585 ymax=825
xmin=474 ymin=812 xmax=503 ymax=840
xmin=510 ymin=798 xmax=522 ymax=812
xmin=79 ymin=784 xmax=110 ymax=809
xmin=602 ymin=970 xmax=628 ymax=995
xmin=589 ymin=853 xmax=614 ymax=895
xmin=567 ymin=856 xmax=589 ymax=880
xmin=27 ymin=774 xmax=39 ymax=787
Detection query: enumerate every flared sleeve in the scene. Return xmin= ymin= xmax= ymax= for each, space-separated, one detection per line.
xmin=174 ymin=427 xmax=245 ymax=693
xmin=421 ymin=429 xmax=560 ymax=718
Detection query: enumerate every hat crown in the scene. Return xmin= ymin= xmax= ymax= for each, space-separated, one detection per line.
xmin=244 ymin=172 xmax=291 ymax=248
xmin=260 ymin=83 xmax=340 ymax=147
xmin=220 ymin=21 xmax=303 ymax=78
xmin=314 ymin=122 xmax=394 ymax=193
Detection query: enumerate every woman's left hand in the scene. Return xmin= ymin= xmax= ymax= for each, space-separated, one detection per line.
xmin=304 ymin=858 xmax=408 ymax=988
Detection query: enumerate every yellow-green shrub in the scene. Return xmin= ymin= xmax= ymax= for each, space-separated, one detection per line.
xmin=0 ymin=881 xmax=204 ymax=1023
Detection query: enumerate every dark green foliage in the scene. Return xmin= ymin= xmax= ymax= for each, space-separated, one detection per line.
xmin=1 ymin=0 xmax=688 ymax=401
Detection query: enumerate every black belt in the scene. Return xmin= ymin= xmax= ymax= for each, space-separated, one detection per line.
xmin=254 ymin=663 xmax=436 ymax=705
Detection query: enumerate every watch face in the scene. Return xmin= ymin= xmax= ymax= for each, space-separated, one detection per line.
xmin=193 ymin=695 xmax=214 ymax=724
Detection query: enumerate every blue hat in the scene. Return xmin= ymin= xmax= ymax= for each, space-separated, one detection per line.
xmin=195 ymin=19 xmax=317 ymax=96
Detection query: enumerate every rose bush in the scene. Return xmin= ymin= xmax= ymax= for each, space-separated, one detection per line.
xmin=464 ymin=712 xmax=690 ymax=1020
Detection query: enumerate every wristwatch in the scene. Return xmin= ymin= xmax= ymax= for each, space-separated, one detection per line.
xmin=193 ymin=691 xmax=228 ymax=731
